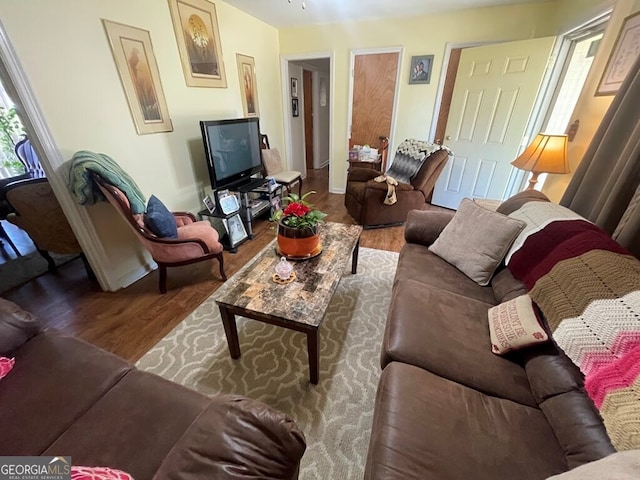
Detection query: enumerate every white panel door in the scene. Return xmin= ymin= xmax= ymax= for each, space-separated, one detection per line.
xmin=432 ymin=37 xmax=556 ymax=210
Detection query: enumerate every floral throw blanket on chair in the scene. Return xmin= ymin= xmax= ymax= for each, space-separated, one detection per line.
xmin=505 ymin=201 xmax=640 ymax=451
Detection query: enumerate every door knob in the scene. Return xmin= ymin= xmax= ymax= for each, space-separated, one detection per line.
xmin=446 ymin=135 xmax=452 ymax=140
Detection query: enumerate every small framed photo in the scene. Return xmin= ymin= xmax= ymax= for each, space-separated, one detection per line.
xmin=291 ymin=77 xmax=298 ymax=98
xmin=292 ymin=98 xmax=300 ymax=117
xmin=225 ymin=214 xmax=248 ymax=245
xmin=409 ymin=54 xmax=434 ymax=85
xmin=203 ymin=195 xmax=215 ymax=214
xmin=218 ymin=193 xmax=240 ymax=215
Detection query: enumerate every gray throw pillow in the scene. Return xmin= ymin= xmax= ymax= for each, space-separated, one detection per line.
xmin=429 ymin=198 xmax=526 ymax=286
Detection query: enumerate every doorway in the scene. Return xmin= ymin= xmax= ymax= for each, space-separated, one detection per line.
xmin=281 ymin=54 xmax=332 ymax=192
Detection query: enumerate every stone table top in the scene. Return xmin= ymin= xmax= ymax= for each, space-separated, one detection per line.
xmin=214 ymin=222 xmax=363 ymax=327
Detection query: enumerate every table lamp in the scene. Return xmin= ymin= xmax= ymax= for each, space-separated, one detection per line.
xmin=511 ymin=133 xmax=569 ymax=190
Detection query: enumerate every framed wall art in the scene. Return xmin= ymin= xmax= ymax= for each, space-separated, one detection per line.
xmin=408 ymin=54 xmax=434 ymax=85
xmin=291 ymin=77 xmax=298 ymax=98
xmin=596 ymin=11 xmax=640 ymax=96
xmin=236 ymin=53 xmax=259 ymax=117
xmin=292 ymin=98 xmax=299 ymax=117
xmin=102 ymin=20 xmax=173 ymax=134
xmin=168 ymin=0 xmax=227 ymax=88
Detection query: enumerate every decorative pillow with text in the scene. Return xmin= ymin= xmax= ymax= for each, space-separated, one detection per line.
xmin=488 ymin=294 xmax=549 ymax=355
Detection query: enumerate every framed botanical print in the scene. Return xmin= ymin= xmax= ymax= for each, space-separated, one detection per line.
xmin=236 ymin=53 xmax=259 ymax=117
xmin=168 ymin=0 xmax=227 ymax=88
xmin=102 ymin=20 xmax=173 ymax=134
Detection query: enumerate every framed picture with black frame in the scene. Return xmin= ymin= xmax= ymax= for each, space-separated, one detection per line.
xmin=291 ymin=77 xmax=298 ymax=98
xmin=292 ymin=98 xmax=300 ymax=117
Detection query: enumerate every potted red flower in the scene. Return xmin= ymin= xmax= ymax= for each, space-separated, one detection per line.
xmin=271 ymin=191 xmax=327 ymax=259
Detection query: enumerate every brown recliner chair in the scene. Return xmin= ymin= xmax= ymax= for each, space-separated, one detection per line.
xmin=345 ymin=140 xmax=450 ymax=227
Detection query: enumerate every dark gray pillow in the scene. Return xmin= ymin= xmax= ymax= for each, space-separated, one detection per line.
xmin=0 ymin=298 xmax=39 ymax=356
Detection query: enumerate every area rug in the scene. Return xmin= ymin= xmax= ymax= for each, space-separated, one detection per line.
xmin=137 ymin=247 xmax=398 ymax=479
xmin=0 ymin=251 xmax=79 ymax=294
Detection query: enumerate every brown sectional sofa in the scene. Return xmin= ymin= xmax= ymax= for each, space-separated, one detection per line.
xmin=365 ymin=196 xmax=616 ymax=480
xmin=0 ymin=299 xmax=305 ymax=479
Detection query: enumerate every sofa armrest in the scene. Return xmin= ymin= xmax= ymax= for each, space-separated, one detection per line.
xmin=0 ymin=298 xmax=40 ymax=356
xmin=154 ymin=394 xmax=306 ymax=480
xmin=347 ymin=167 xmax=380 ymax=183
xmin=404 ymin=210 xmax=455 ymax=246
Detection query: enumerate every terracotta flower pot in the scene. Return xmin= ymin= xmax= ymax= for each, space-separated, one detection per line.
xmin=277 ymin=222 xmax=320 ymax=259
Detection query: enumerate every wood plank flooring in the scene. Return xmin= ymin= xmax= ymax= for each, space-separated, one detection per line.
xmin=3 ymin=168 xmax=438 ymax=362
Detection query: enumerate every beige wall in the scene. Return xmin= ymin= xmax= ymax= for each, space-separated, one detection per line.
xmin=0 ymin=0 xmax=282 ymax=288
xmin=543 ymin=0 xmax=640 ymax=201
xmin=279 ymin=2 xmax=559 ymax=192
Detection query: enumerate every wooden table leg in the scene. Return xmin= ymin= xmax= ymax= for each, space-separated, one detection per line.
xmin=351 ymin=238 xmax=360 ymax=274
xmin=219 ymin=306 xmax=241 ymax=359
xmin=307 ymin=327 xmax=320 ymax=385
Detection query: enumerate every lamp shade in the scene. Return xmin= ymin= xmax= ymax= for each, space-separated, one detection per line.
xmin=511 ymin=134 xmax=569 ymax=174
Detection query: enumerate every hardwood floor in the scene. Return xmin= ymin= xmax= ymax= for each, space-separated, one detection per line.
xmin=3 ymin=168 xmax=422 ymax=363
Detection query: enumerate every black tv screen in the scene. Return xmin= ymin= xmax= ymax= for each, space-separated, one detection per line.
xmin=200 ymin=118 xmax=263 ymax=190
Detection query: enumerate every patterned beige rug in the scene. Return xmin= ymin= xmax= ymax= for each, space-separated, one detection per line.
xmin=136 ymin=247 xmax=398 ymax=479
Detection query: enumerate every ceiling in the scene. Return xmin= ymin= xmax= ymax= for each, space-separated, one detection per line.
xmin=222 ymin=0 xmax=552 ymax=28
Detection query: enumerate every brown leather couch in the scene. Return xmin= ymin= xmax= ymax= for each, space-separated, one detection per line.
xmin=0 ymin=298 xmax=305 ymax=479
xmin=364 ymin=195 xmax=615 ymax=479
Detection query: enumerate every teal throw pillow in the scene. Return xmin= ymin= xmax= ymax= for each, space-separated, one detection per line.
xmin=145 ymin=195 xmax=177 ymax=238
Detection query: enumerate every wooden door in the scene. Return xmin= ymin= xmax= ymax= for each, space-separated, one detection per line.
xmin=431 ymin=37 xmax=556 ymax=210
xmin=350 ymin=52 xmax=399 ymax=149
xmin=303 ymin=70 xmax=314 ymax=170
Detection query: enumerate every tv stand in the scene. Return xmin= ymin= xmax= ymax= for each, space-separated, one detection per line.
xmin=198 ymin=178 xmax=282 ymax=253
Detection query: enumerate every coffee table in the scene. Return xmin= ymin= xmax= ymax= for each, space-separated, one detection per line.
xmin=214 ymin=222 xmax=363 ymax=384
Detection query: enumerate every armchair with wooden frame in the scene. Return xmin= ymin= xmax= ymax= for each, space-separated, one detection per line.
xmin=345 ymin=139 xmax=450 ymax=227
xmin=93 ymin=175 xmax=226 ymax=293
xmin=4 ymin=177 xmax=93 ymax=277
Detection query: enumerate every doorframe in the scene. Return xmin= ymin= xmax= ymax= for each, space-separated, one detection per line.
xmin=347 ymin=46 xmax=404 ymax=168
xmin=280 ymin=51 xmax=334 ymax=187
xmin=429 ymin=41 xmax=492 ymax=144
xmin=0 ymin=19 xmax=114 ymax=291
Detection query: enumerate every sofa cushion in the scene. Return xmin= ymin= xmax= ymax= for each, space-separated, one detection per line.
xmin=0 ymin=334 xmax=131 ymax=455
xmin=262 ymin=148 xmax=284 ymax=176
xmin=0 ymin=298 xmax=39 ymax=356
xmin=429 ymin=198 xmax=525 ymax=286
xmin=488 ymin=294 xmax=549 ymax=355
xmin=382 ymin=279 xmax=536 ymax=406
xmin=364 ymin=362 xmax=568 ymax=480
xmin=177 ymin=220 xmax=223 ymax=254
xmin=145 ymin=195 xmax=178 ymax=239
xmin=43 ymin=369 xmax=209 ymax=480
xmin=395 ymin=244 xmax=497 ymax=304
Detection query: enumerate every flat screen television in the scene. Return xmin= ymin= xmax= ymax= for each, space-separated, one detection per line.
xmin=200 ymin=117 xmax=264 ymax=191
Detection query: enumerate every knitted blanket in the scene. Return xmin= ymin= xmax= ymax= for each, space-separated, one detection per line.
xmin=386 ymin=139 xmax=444 ymax=184
xmin=506 ymin=201 xmax=640 ymax=451
xmin=68 ymin=150 xmax=146 ymax=214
